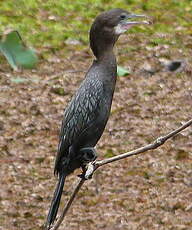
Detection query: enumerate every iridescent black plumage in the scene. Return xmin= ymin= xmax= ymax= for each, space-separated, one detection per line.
xmin=46 ymin=8 xmax=148 ymax=228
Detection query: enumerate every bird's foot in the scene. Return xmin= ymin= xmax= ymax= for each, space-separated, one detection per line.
xmin=78 ymin=160 xmax=96 ymax=180
xmin=78 ymin=161 xmax=96 ymax=180
xmin=77 ymin=147 xmax=97 ymax=179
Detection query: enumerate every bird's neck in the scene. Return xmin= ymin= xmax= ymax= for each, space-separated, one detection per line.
xmin=96 ymin=47 xmax=117 ymax=69
xmin=90 ymin=40 xmax=117 ymax=83
xmin=95 ymin=48 xmax=117 ymax=91
xmin=90 ymin=31 xmax=117 ymax=61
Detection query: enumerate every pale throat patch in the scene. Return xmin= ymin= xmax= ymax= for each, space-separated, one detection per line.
xmin=114 ymin=24 xmax=129 ymax=35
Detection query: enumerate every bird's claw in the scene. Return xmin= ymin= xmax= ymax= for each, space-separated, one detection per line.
xmin=77 ymin=173 xmax=92 ymax=180
xmin=78 ymin=161 xmax=96 ymax=180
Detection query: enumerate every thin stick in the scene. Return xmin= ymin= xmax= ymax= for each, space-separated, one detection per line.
xmin=50 ymin=118 xmax=192 ymax=230
xmin=96 ymin=119 xmax=192 ymax=167
xmin=51 ymin=178 xmax=85 ymax=230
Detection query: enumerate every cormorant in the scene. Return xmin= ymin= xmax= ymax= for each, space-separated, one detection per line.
xmin=46 ymin=8 xmax=148 ymax=229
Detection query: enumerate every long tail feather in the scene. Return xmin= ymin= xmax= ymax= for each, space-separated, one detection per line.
xmin=45 ymin=173 xmax=66 ymax=229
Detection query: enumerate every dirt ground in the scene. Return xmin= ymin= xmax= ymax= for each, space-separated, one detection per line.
xmin=0 ymin=34 xmax=192 ymax=230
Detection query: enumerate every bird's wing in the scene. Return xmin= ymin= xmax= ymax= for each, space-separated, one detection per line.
xmin=54 ymin=78 xmax=103 ymax=173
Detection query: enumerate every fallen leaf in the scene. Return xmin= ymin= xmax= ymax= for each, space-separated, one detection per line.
xmin=0 ymin=30 xmax=38 ymax=70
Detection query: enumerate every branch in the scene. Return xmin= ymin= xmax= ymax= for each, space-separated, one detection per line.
xmin=96 ymin=119 xmax=192 ymax=167
xmin=50 ymin=118 xmax=192 ymax=230
xmin=50 ymin=178 xmax=85 ymax=230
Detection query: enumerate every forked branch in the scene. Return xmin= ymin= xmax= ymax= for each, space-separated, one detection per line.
xmin=50 ymin=119 xmax=192 ymax=230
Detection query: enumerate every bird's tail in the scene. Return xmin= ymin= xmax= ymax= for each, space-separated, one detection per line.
xmin=45 ymin=173 xmax=66 ymax=229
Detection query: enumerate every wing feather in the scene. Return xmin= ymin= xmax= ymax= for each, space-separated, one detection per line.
xmin=54 ymin=77 xmax=103 ymax=173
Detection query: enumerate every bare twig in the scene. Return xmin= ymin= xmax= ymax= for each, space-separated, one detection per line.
xmin=51 ymin=178 xmax=85 ymax=230
xmin=50 ymin=119 xmax=192 ymax=230
xmin=96 ymin=119 xmax=192 ymax=167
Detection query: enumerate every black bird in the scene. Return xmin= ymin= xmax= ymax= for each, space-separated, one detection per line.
xmin=46 ymin=8 xmax=149 ymax=228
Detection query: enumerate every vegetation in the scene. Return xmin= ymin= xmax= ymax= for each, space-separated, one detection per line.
xmin=0 ymin=0 xmax=191 ymax=52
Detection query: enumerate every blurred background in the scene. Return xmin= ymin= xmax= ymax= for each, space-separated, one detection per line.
xmin=0 ymin=0 xmax=191 ymax=230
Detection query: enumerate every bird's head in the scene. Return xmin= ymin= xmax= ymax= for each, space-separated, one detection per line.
xmin=90 ymin=8 xmax=150 ymax=58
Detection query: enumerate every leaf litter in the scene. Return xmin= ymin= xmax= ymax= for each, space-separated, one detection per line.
xmin=0 ymin=18 xmax=192 ymax=230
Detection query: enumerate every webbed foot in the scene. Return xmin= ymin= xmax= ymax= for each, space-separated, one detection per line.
xmin=78 ymin=163 xmax=94 ymax=180
xmin=78 ymin=147 xmax=97 ymax=179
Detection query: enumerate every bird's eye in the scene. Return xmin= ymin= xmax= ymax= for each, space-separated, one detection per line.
xmin=120 ymin=14 xmax=127 ymax=20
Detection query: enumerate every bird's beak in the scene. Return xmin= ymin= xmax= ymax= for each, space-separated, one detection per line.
xmin=115 ymin=14 xmax=150 ymax=35
xmin=123 ymin=14 xmax=150 ymax=28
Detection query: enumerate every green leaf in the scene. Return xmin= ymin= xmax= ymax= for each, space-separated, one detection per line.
xmin=10 ymin=76 xmax=40 ymax=84
xmin=10 ymin=77 xmax=28 ymax=83
xmin=117 ymin=66 xmax=130 ymax=77
xmin=0 ymin=30 xmax=38 ymax=70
